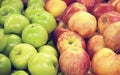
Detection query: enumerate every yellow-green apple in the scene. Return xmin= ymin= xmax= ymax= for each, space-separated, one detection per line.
xmin=68 ymin=11 xmax=97 ymax=38
xmin=22 ymin=23 xmax=48 ymax=48
xmin=62 ymin=2 xmax=87 ymax=24
xmin=87 ymin=34 xmax=105 ymax=59
xmin=2 ymin=34 xmax=22 ymax=56
xmin=98 ymin=11 xmax=120 ymax=34
xmin=45 ymin=0 xmax=67 ymax=18
xmin=91 ymin=3 xmax=114 ymax=19
xmin=91 ymin=48 xmax=120 ymax=75
xmin=11 ymin=70 xmax=29 ymax=75
xmin=59 ymin=47 xmax=90 ymax=75
xmin=27 ymin=0 xmax=45 ymax=7
xmin=57 ymin=30 xmax=86 ymax=54
xmin=0 ymin=54 xmax=11 ymax=75
xmin=63 ymin=0 xmax=75 ymax=6
xmin=9 ymin=43 xmax=37 ymax=70
xmin=114 ymin=1 xmax=120 ymax=13
xmin=31 ymin=11 xmax=57 ymax=34
xmin=28 ymin=52 xmax=58 ymax=75
xmin=4 ymin=14 xmax=30 ymax=35
xmin=103 ymin=21 xmax=120 ymax=52
xmin=0 ymin=28 xmax=6 ymax=52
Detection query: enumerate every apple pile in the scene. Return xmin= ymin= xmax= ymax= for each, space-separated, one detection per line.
xmin=0 ymin=0 xmax=120 ymax=75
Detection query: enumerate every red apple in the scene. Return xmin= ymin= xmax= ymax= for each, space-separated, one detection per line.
xmin=114 ymin=1 xmax=120 ymax=13
xmin=91 ymin=48 xmax=120 ymax=75
xmin=91 ymin=3 xmax=115 ymax=19
xmin=98 ymin=11 xmax=120 ymax=33
xmin=63 ymin=0 xmax=76 ymax=6
xmin=68 ymin=11 xmax=97 ymax=38
xmin=103 ymin=21 xmax=120 ymax=52
xmin=62 ymin=2 xmax=87 ymax=24
xmin=57 ymin=30 xmax=86 ymax=54
xmin=95 ymin=0 xmax=106 ymax=3
xmin=108 ymin=0 xmax=120 ymax=7
xmin=59 ymin=47 xmax=90 ymax=75
xmin=87 ymin=34 xmax=105 ymax=59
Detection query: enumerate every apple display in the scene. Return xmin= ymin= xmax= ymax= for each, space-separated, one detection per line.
xmin=10 ymin=70 xmax=29 ymax=75
xmin=9 ymin=43 xmax=37 ymax=70
xmin=27 ymin=0 xmax=45 ymax=7
xmin=91 ymin=48 xmax=120 ymax=75
xmin=68 ymin=11 xmax=97 ymax=38
xmin=57 ymin=30 xmax=86 ymax=54
xmin=59 ymin=47 xmax=90 ymax=75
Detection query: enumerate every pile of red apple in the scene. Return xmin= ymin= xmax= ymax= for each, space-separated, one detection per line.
xmin=0 ymin=0 xmax=120 ymax=75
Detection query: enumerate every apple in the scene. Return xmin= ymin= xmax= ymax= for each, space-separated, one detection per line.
xmin=45 ymin=0 xmax=67 ymax=17
xmin=38 ymin=45 xmax=58 ymax=57
xmin=0 ymin=53 xmax=11 ymax=75
xmin=57 ymin=30 xmax=86 ymax=54
xmin=24 ymin=5 xmax=45 ymax=21
xmin=87 ymin=34 xmax=105 ymax=59
xmin=63 ymin=0 xmax=75 ymax=6
xmin=62 ymin=2 xmax=87 ymax=24
xmin=9 ymin=43 xmax=37 ymax=70
xmin=1 ymin=0 xmax=24 ymax=11
xmin=91 ymin=48 xmax=120 ymax=75
xmin=0 ymin=28 xmax=6 ymax=52
xmin=0 ymin=6 xmax=21 ymax=26
xmin=108 ymin=0 xmax=120 ymax=7
xmin=114 ymin=0 xmax=120 ymax=13
xmin=22 ymin=23 xmax=48 ymax=48
xmin=4 ymin=14 xmax=30 ymax=35
xmin=31 ymin=11 xmax=57 ymax=34
xmin=2 ymin=34 xmax=22 ymax=56
xmin=11 ymin=70 xmax=29 ymax=75
xmin=68 ymin=11 xmax=97 ymax=38
xmin=103 ymin=21 xmax=120 ymax=52
xmin=98 ymin=11 xmax=120 ymax=34
xmin=91 ymin=3 xmax=114 ymax=19
xmin=28 ymin=52 xmax=58 ymax=75
xmin=59 ymin=47 xmax=90 ymax=75
xmin=27 ymin=0 xmax=45 ymax=7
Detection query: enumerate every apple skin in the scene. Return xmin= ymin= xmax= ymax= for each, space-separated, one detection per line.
xmin=87 ymin=34 xmax=105 ymax=59
xmin=27 ymin=0 xmax=45 ymax=7
xmin=68 ymin=11 xmax=97 ymax=38
xmin=114 ymin=1 xmax=120 ymax=13
xmin=45 ymin=0 xmax=67 ymax=17
xmin=62 ymin=2 xmax=87 ymax=24
xmin=63 ymin=0 xmax=75 ymax=6
xmin=57 ymin=30 xmax=86 ymax=54
xmin=98 ymin=11 xmax=120 ymax=34
xmin=91 ymin=48 xmax=120 ymax=75
xmin=9 ymin=43 xmax=37 ymax=70
xmin=28 ymin=52 xmax=58 ymax=75
xmin=59 ymin=47 xmax=90 ymax=75
xmin=103 ymin=22 xmax=120 ymax=52
xmin=11 ymin=70 xmax=29 ymax=75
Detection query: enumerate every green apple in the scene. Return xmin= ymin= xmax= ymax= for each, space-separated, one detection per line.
xmin=0 ymin=28 xmax=6 ymax=52
xmin=22 ymin=23 xmax=48 ymax=48
xmin=1 ymin=0 xmax=24 ymax=11
xmin=9 ymin=43 xmax=37 ymax=70
xmin=38 ymin=45 xmax=58 ymax=57
xmin=27 ymin=0 xmax=45 ymax=7
xmin=4 ymin=14 xmax=30 ymax=35
xmin=10 ymin=70 xmax=29 ymax=75
xmin=24 ymin=5 xmax=45 ymax=21
xmin=0 ymin=53 xmax=11 ymax=75
xmin=31 ymin=11 xmax=57 ymax=34
xmin=0 ymin=6 xmax=21 ymax=26
xmin=2 ymin=34 xmax=22 ymax=56
xmin=28 ymin=52 xmax=58 ymax=75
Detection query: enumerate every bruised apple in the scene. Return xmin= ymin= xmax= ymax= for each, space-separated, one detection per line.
xmin=68 ymin=11 xmax=97 ymax=38
xmin=91 ymin=48 xmax=120 ymax=75
xmin=57 ymin=31 xmax=86 ymax=54
xmin=98 ymin=11 xmax=120 ymax=34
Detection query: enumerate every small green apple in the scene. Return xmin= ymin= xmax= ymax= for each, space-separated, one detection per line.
xmin=0 ymin=6 xmax=21 ymax=26
xmin=22 ymin=23 xmax=48 ymax=48
xmin=2 ymin=34 xmax=22 ymax=56
xmin=1 ymin=0 xmax=24 ymax=11
xmin=24 ymin=5 xmax=45 ymax=21
xmin=28 ymin=52 xmax=58 ymax=75
xmin=38 ymin=45 xmax=58 ymax=57
xmin=31 ymin=11 xmax=57 ymax=34
xmin=0 ymin=53 xmax=11 ymax=75
xmin=0 ymin=28 xmax=6 ymax=52
xmin=4 ymin=14 xmax=30 ymax=35
xmin=9 ymin=43 xmax=37 ymax=70
xmin=10 ymin=70 xmax=29 ymax=75
xmin=27 ymin=0 xmax=45 ymax=7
